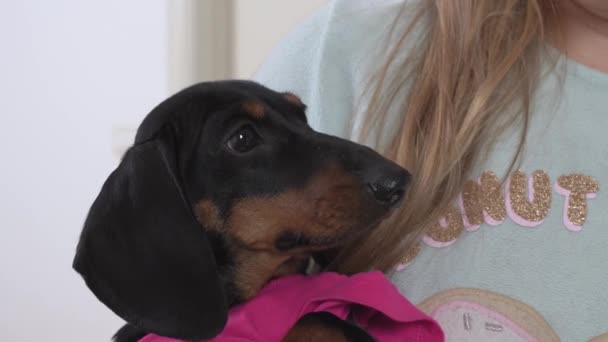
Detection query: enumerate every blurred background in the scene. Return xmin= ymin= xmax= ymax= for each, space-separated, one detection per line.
xmin=0 ymin=0 xmax=325 ymax=341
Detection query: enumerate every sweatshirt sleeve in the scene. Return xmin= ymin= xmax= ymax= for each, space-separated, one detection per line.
xmin=253 ymin=0 xmax=357 ymax=139
xmin=254 ymin=0 xmax=409 ymax=145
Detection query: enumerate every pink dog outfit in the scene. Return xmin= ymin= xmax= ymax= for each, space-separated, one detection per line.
xmin=140 ymin=271 xmax=443 ymax=341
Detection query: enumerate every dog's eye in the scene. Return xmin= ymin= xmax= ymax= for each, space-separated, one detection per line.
xmin=226 ymin=125 xmax=260 ymax=153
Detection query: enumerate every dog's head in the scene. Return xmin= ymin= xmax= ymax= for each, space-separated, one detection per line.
xmin=73 ymin=81 xmax=410 ymax=340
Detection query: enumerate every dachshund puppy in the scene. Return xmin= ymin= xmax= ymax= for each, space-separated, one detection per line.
xmin=73 ymin=81 xmax=410 ymax=341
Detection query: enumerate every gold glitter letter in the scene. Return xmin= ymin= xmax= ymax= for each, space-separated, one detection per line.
xmin=506 ymin=170 xmax=551 ymax=227
xmin=555 ymin=174 xmax=599 ymax=232
xmin=423 ymin=206 xmax=464 ymax=247
xmin=460 ymin=171 xmax=506 ymax=230
xmin=395 ymin=243 xmax=422 ymax=271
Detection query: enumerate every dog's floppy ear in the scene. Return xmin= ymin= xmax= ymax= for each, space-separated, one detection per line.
xmin=73 ymin=126 xmax=227 ymax=340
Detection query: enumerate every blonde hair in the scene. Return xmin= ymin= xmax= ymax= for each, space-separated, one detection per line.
xmin=331 ymin=0 xmax=560 ymax=273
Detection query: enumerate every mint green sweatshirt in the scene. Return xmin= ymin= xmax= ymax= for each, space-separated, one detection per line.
xmin=255 ymin=1 xmax=608 ymax=341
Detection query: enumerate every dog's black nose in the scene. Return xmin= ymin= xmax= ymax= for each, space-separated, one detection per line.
xmin=367 ymin=169 xmax=410 ymax=206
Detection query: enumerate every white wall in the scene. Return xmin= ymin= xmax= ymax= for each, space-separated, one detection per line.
xmin=233 ymin=0 xmax=327 ymax=78
xmin=0 ymin=1 xmax=168 ymax=341
xmin=0 ymin=1 xmax=325 ymax=341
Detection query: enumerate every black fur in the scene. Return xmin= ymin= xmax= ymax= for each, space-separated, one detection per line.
xmin=114 ymin=324 xmax=147 ymax=342
xmin=284 ymin=312 xmax=376 ymax=342
xmin=73 ymin=81 xmax=409 ymax=341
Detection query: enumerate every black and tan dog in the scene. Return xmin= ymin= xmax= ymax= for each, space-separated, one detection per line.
xmin=73 ymin=81 xmax=410 ymax=342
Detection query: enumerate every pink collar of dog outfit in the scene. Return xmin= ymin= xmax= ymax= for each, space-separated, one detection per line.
xmin=140 ymin=271 xmax=444 ymax=342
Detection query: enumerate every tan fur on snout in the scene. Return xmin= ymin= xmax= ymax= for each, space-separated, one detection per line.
xmin=226 ymin=164 xmax=372 ymax=250
xmin=193 ymin=163 xmax=382 ymax=301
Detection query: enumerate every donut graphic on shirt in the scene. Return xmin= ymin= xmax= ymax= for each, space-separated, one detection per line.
xmin=418 ymin=289 xmax=608 ymax=341
xmin=417 ymin=288 xmax=560 ymax=342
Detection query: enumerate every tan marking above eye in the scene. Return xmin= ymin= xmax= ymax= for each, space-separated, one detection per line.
xmin=283 ymin=92 xmax=304 ymax=108
xmin=241 ymin=101 xmax=265 ymax=119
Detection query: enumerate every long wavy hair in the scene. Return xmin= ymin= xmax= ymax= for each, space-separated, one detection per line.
xmin=332 ymin=0 xmax=561 ymax=273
